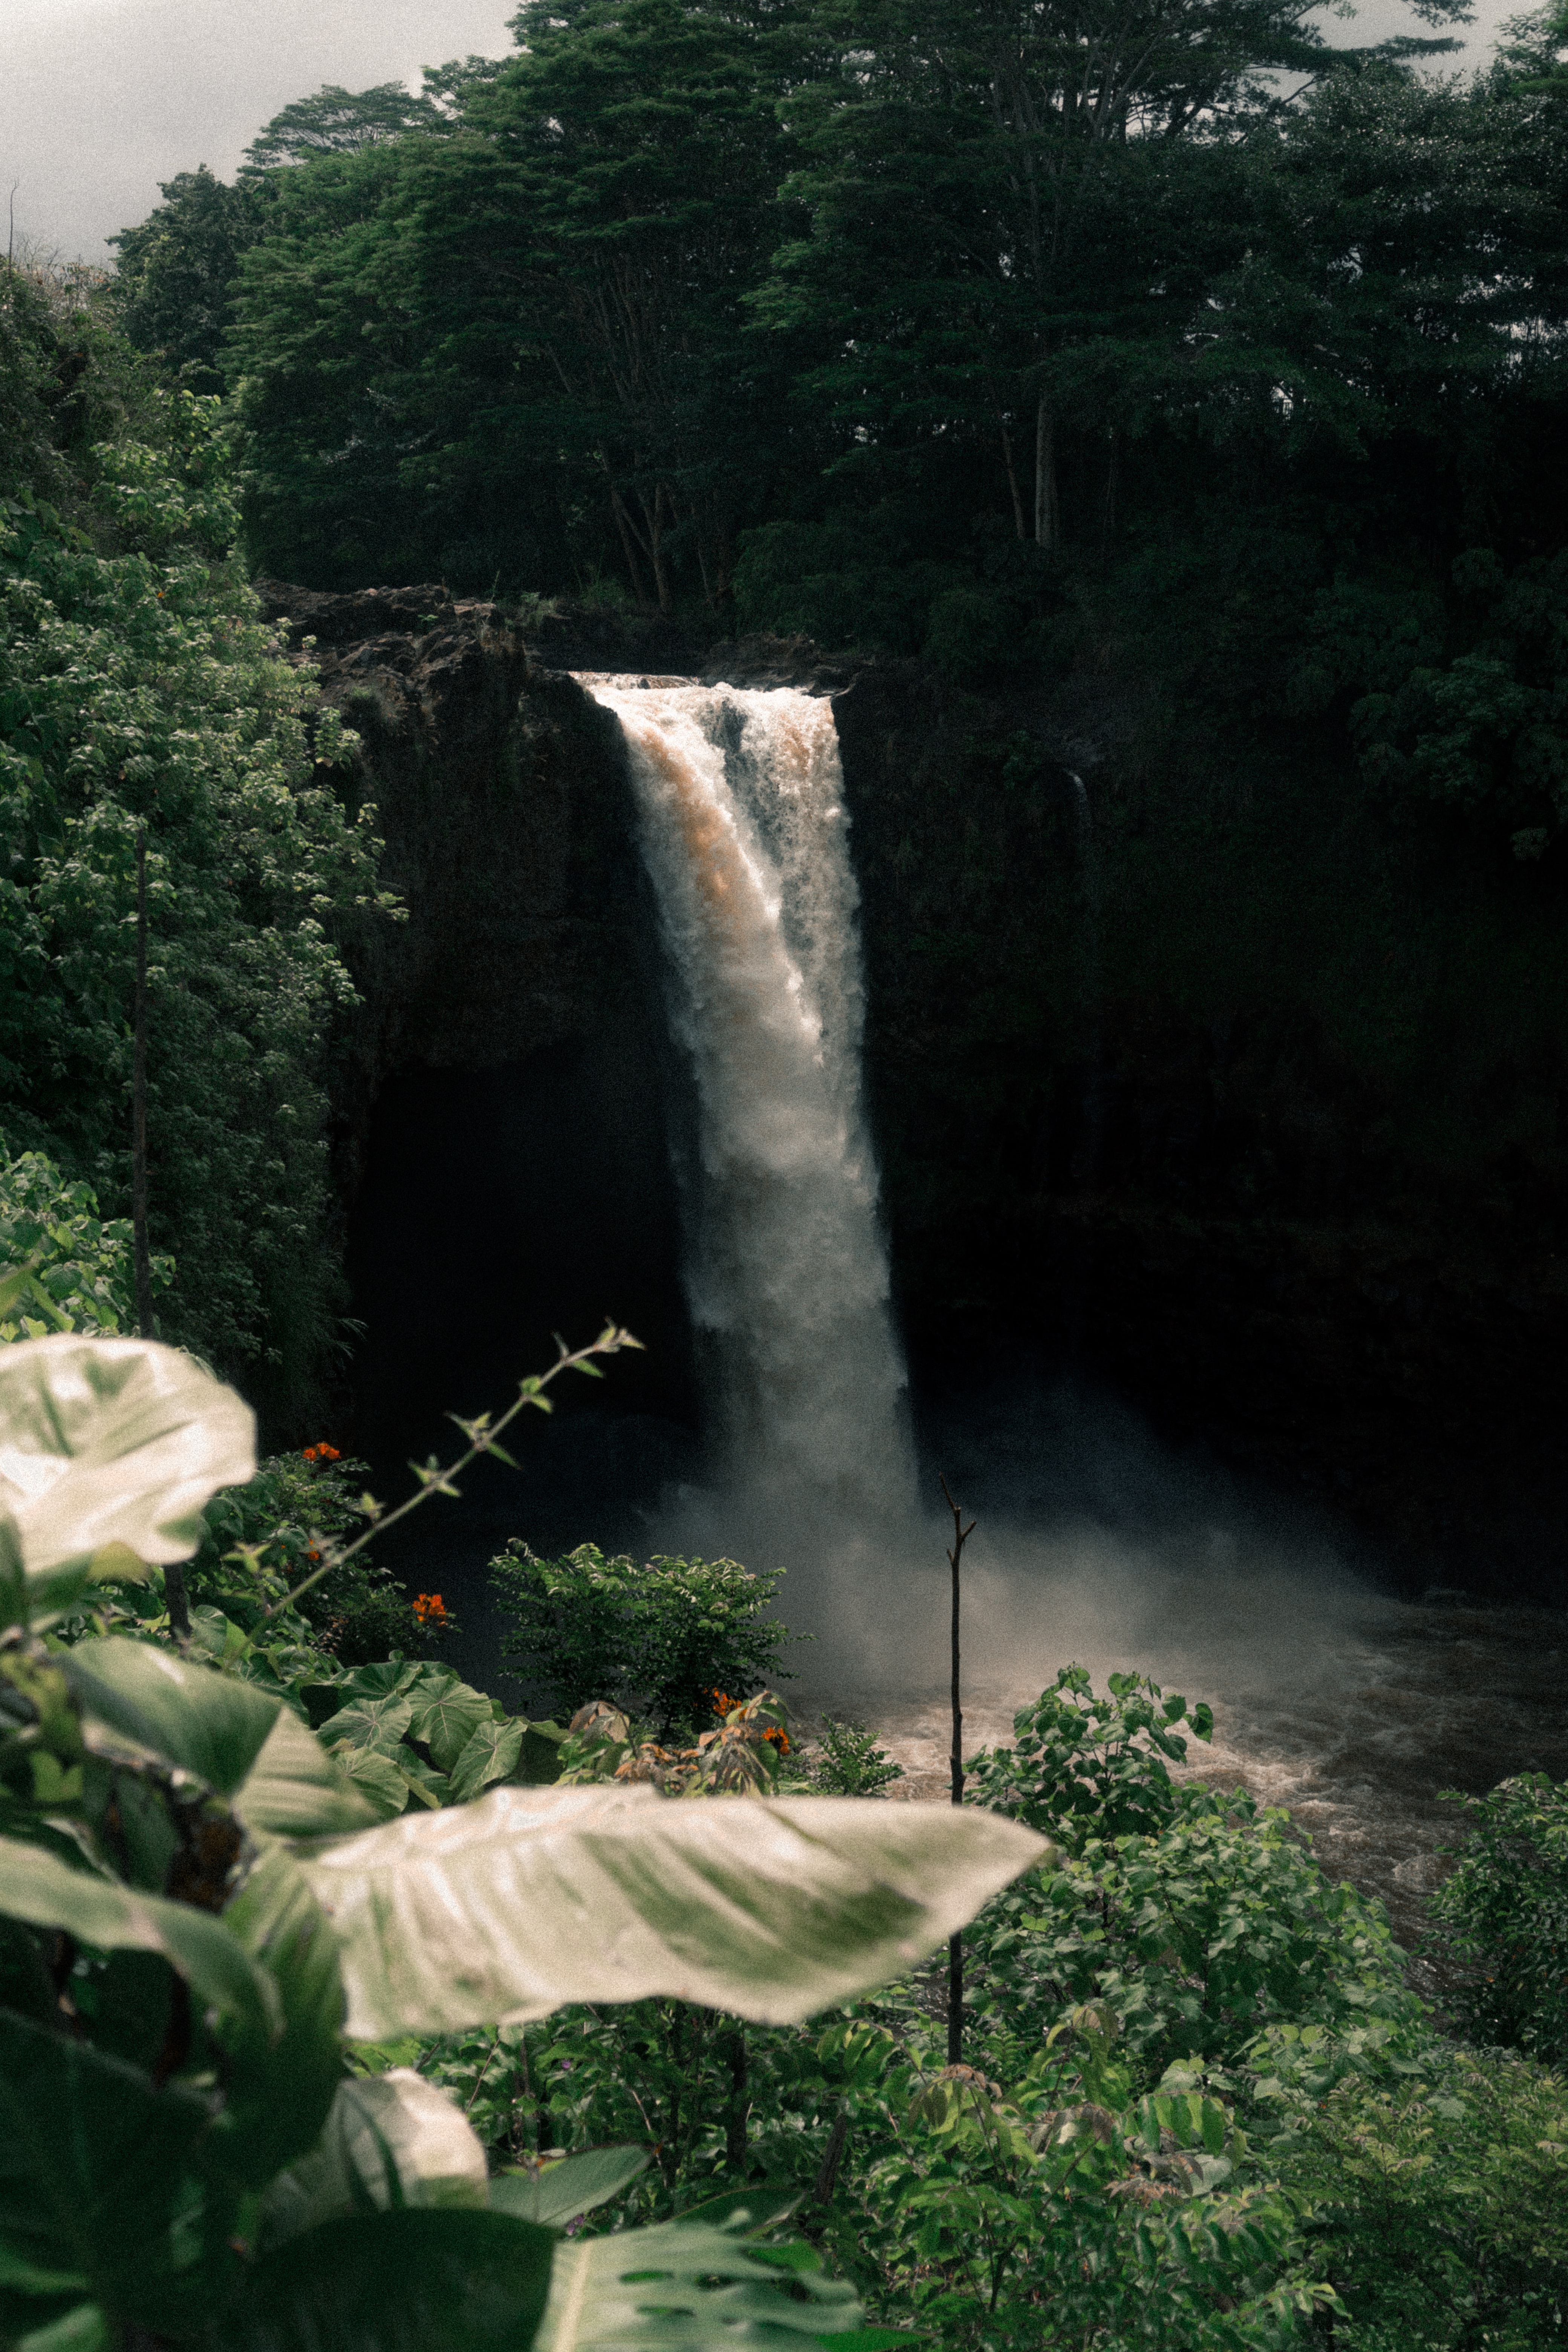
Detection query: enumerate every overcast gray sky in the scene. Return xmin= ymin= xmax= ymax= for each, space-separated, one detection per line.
xmin=2 ymin=0 xmax=1522 ymax=267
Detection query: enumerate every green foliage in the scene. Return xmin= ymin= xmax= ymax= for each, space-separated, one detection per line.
xmin=491 ymin=1540 xmax=796 ymax=1736
xmin=1427 ymin=1771 xmax=1568 ymax=2061
xmin=1259 ymin=2043 xmax=1568 ymax=2346
xmin=109 ymin=167 xmax=274 ymax=394
xmin=192 ymin=1446 xmax=442 ymax=1667
xmin=967 ymin=1664 xmax=1216 ymax=1852
xmin=0 ymin=1329 xmax=1038 ymax=2350
xmin=0 ymin=300 xmax=398 ymax=1403
xmin=808 ymin=1716 xmax=906 ymax=1798
xmin=0 ymin=1140 xmax=171 ymax=1341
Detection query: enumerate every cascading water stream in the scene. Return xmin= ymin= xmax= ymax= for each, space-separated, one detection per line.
xmin=578 ymin=675 xmax=913 ymax=1523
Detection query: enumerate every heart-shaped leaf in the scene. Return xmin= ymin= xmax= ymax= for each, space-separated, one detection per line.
xmin=490 ymin=2146 xmax=650 ymax=2229
xmin=446 ymin=1718 xmax=524 ymax=1805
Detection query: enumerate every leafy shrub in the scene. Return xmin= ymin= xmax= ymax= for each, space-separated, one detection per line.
xmin=1264 ymin=2044 xmax=1568 ymax=2348
xmin=0 ymin=1140 xmax=172 ymax=1340
xmin=490 ymin=1541 xmax=797 ymax=1736
xmin=809 ymin=1715 xmax=906 ymax=1797
xmin=1427 ymin=1771 xmax=1568 ymax=2061
xmin=964 ymin=1671 xmax=1418 ymax=2086
xmin=192 ymin=1444 xmax=446 ymax=1665
xmin=967 ymin=1665 xmax=1215 ymax=1851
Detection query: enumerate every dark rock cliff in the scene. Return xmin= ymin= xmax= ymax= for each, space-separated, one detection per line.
xmin=262 ymin=583 xmax=1568 ymax=1594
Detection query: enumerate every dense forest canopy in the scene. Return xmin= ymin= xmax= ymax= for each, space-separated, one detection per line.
xmin=106 ymin=0 xmax=1568 ymax=847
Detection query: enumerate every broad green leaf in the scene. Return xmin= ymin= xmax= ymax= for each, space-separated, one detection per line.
xmin=0 ymin=1336 xmax=254 ymax=1579
xmin=63 ymin=1638 xmax=279 ymax=1794
xmin=14 ymin=2301 xmax=110 ymax=2352
xmin=334 ymin=1746 xmax=412 ymax=1821
xmin=227 ymin=2207 xmax=553 ymax=2352
xmin=260 ymin=2071 xmax=489 ymax=2249
xmin=316 ymin=1694 xmax=414 ymax=1754
xmin=300 ymin=1790 xmax=1046 ymax=2037
xmin=409 ymin=1681 xmax=492 ymax=1775
xmin=337 ymin=1661 xmax=423 ymax=1703
xmin=0 ymin=2008 xmax=216 ymax=2333
xmin=0 ymin=1834 xmax=280 ymax=2037
xmin=536 ymin=2210 xmax=859 ymax=2352
xmin=215 ymin=1845 xmax=347 ymax=2187
xmin=490 ymin=2147 xmax=651 ymax=2228
xmin=232 ymin=1707 xmax=380 ymax=1840
xmin=447 ymin=1717 xmax=524 ymax=1804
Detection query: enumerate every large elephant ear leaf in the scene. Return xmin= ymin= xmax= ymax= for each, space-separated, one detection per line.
xmin=299 ymin=1788 xmax=1047 ymax=2038
xmin=536 ymin=2209 xmax=861 ymax=2352
xmin=0 ymin=1335 xmax=254 ymax=1589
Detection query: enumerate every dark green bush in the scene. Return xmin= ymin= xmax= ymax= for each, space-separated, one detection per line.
xmin=191 ymin=1446 xmax=450 ymax=1665
xmin=967 ymin=1665 xmax=1215 ymax=1851
xmin=489 ymin=1541 xmax=795 ymax=1736
xmin=1428 ymin=1771 xmax=1568 ymax=2061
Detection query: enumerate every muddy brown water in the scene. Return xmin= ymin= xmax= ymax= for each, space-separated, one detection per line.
xmin=794 ymin=1581 xmax=1568 ymax=1974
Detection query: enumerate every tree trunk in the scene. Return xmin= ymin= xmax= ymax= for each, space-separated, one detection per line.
xmin=724 ymin=2023 xmax=749 ymax=2171
xmin=1000 ymin=420 xmax=1027 ymax=542
xmin=134 ymin=832 xmax=189 ymax=1644
xmin=1034 ymin=391 xmax=1060 ymax=554
xmin=608 ymin=481 xmax=651 ymax=608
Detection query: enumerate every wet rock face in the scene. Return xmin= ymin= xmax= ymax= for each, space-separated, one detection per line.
xmin=260 ymin=583 xmax=1568 ymax=1592
xmin=256 ymin=581 xmax=698 ymax=1463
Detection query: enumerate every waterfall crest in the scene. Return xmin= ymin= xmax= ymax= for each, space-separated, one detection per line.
xmin=579 ymin=675 xmax=911 ymax=1520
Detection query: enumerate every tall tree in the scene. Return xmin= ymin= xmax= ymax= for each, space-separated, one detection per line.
xmin=758 ymin=0 xmax=1469 ymax=550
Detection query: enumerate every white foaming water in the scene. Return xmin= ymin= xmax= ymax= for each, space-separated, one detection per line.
xmin=579 ymin=676 xmax=912 ymax=1522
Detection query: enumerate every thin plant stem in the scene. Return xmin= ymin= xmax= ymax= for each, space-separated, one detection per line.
xmin=244 ymin=1324 xmax=640 ymax=1643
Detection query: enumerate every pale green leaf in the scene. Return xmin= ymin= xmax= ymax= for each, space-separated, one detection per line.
xmin=300 ymin=1789 xmax=1047 ymax=2037
xmin=333 ymin=1746 xmax=412 ymax=1821
xmin=64 ymin=1637 xmax=279 ymax=1794
xmin=317 ymin=1694 xmax=413 ymax=1754
xmin=0 ymin=1335 xmax=254 ymax=1579
xmin=490 ymin=2146 xmax=650 ymax=2228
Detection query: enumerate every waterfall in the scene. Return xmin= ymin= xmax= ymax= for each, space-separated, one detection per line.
xmin=578 ymin=675 xmax=911 ymax=1521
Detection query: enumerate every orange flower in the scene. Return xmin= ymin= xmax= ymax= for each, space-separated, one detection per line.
xmin=302 ymin=1443 xmax=341 ymax=1464
xmin=764 ymin=1727 xmax=790 ymax=1753
xmin=412 ymin=1592 xmax=448 ymax=1623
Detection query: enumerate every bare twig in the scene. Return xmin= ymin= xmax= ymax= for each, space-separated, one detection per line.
xmin=940 ymin=1475 xmax=975 ymax=2064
